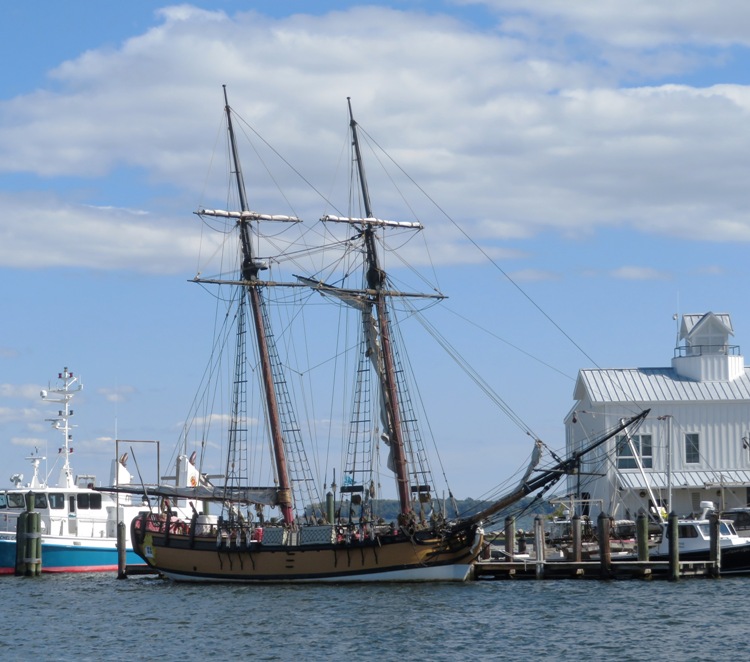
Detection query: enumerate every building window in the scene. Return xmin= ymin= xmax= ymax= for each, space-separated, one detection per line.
xmin=685 ymin=433 xmax=700 ymax=464
xmin=616 ymin=434 xmax=653 ymax=469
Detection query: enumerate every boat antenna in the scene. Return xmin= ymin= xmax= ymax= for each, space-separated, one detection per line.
xmin=41 ymin=367 xmax=82 ymax=489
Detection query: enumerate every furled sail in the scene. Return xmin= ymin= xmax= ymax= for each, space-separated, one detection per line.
xmin=518 ymin=438 xmax=543 ymax=488
xmin=297 ymin=275 xmax=396 ymax=472
xmin=99 ymin=484 xmax=280 ymax=506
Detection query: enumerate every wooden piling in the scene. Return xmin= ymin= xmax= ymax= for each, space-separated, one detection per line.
xmin=31 ymin=511 xmax=41 ymax=576
xmin=571 ymin=514 xmax=582 ymax=563
xmin=708 ymin=513 xmax=721 ymax=579
xmin=534 ymin=515 xmax=545 ymax=579
xmin=16 ymin=493 xmax=41 ymax=576
xmin=636 ymin=512 xmax=649 ymax=561
xmin=117 ymin=521 xmax=127 ymax=579
xmin=597 ymin=512 xmax=611 ymax=579
xmin=668 ymin=511 xmax=679 ymax=582
xmin=504 ymin=516 xmax=515 ymax=562
xmin=14 ymin=511 xmax=27 ymax=575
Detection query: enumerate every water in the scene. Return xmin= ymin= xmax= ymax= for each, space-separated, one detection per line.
xmin=2 ymin=573 xmax=746 ymax=661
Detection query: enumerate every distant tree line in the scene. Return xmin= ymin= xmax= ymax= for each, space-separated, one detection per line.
xmin=310 ymin=495 xmax=555 ymax=529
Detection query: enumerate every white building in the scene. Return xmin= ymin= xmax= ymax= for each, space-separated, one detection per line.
xmin=565 ymin=312 xmax=750 ymax=520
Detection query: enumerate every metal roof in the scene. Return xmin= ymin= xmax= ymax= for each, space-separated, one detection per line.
xmin=681 ymin=312 xmax=733 ymax=339
xmin=574 ymin=367 xmax=750 ymax=404
xmin=618 ymin=470 xmax=750 ymax=490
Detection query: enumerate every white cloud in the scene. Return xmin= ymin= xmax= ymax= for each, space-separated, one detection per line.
xmin=188 ymin=413 xmax=259 ymax=429
xmin=97 ymin=384 xmax=137 ymax=404
xmin=508 ymin=268 xmax=559 ymax=282
xmin=0 ymin=406 xmax=41 ymax=423
xmin=10 ymin=436 xmax=46 ymax=448
xmin=470 ymin=1 xmax=750 ymax=49
xmin=0 ymin=384 xmax=43 ymax=400
xmin=610 ymin=266 xmax=671 ymax=280
xmin=0 ymin=4 xmax=749 ymax=277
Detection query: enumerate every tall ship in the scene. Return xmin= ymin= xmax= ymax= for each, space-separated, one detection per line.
xmin=129 ymin=89 xmax=647 ymax=582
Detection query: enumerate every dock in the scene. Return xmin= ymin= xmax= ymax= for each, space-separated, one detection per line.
xmin=473 ymin=558 xmax=716 ymax=580
xmin=473 ymin=510 xmax=727 ymax=581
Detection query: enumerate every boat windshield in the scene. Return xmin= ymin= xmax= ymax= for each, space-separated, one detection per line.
xmin=6 ymin=493 xmax=26 ymax=509
xmin=694 ymin=524 xmax=709 ymax=538
xmin=720 ymin=521 xmax=737 ymax=536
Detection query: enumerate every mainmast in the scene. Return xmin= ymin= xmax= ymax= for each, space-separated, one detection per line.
xmin=223 ymin=86 xmax=294 ymax=525
xmin=348 ymin=98 xmax=412 ymax=518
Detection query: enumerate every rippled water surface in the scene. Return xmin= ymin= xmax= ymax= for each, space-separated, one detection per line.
xmin=2 ymin=573 xmax=746 ymax=661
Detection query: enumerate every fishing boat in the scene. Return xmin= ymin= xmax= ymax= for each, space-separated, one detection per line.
xmin=0 ymin=368 xmax=144 ymax=573
xmin=0 ymin=367 xmax=199 ymax=574
xmin=128 ymin=88 xmax=649 ymax=582
xmin=618 ymin=502 xmax=750 ymax=574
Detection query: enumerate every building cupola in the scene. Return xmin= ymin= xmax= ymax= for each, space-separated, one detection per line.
xmin=671 ymin=312 xmax=744 ymax=381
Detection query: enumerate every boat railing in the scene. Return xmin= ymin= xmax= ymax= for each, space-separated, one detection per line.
xmin=133 ymin=512 xmax=405 ymax=548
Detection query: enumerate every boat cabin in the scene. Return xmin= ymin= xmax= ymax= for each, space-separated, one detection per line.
xmin=0 ymin=484 xmax=115 ymax=539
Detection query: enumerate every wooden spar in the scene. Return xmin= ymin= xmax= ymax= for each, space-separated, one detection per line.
xmin=349 ymin=99 xmax=412 ymax=517
xmin=223 ymin=86 xmax=294 ymax=525
xmin=348 ymin=97 xmax=373 ymax=218
xmin=459 ymin=409 xmax=651 ymax=529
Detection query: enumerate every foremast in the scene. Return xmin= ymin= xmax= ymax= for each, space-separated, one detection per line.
xmin=222 ymin=86 xmax=294 ymax=525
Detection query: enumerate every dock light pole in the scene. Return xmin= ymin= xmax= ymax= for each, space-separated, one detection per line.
xmin=658 ymin=415 xmax=673 ymax=514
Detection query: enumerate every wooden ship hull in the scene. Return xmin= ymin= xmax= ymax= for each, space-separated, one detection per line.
xmin=132 ymin=515 xmax=482 ymax=582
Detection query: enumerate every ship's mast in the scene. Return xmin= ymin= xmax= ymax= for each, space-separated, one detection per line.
xmin=348 ymin=98 xmax=412 ymax=517
xmin=41 ymin=367 xmax=82 ymax=489
xmin=223 ymin=86 xmax=294 ymax=525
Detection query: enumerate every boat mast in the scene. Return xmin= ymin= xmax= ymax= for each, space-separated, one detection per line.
xmin=348 ymin=98 xmax=412 ymax=518
xmin=41 ymin=367 xmax=82 ymax=489
xmin=223 ymin=86 xmax=294 ymax=525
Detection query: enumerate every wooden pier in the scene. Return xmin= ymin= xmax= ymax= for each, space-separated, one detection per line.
xmin=473 ymin=558 xmax=716 ymax=580
xmin=472 ymin=511 xmax=725 ymax=581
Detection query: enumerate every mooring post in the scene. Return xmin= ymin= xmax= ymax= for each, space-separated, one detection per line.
xmin=517 ymin=529 xmax=527 ymax=555
xmin=668 ymin=511 xmax=679 ymax=581
xmin=14 ymin=510 xmax=28 ymax=576
xmin=636 ymin=512 xmax=649 ymax=561
xmin=30 ymin=510 xmax=41 ymax=576
xmin=117 ymin=521 xmax=127 ymax=579
xmin=21 ymin=493 xmax=41 ymax=576
xmin=534 ymin=515 xmax=545 ymax=579
xmin=708 ymin=512 xmax=721 ymax=578
xmin=504 ymin=516 xmax=515 ymax=562
xmin=571 ymin=514 xmax=582 ymax=563
xmin=597 ymin=511 xmax=611 ymax=579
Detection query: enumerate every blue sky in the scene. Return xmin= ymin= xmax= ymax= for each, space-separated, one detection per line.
xmin=3 ymin=1 xmax=750 ymax=499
